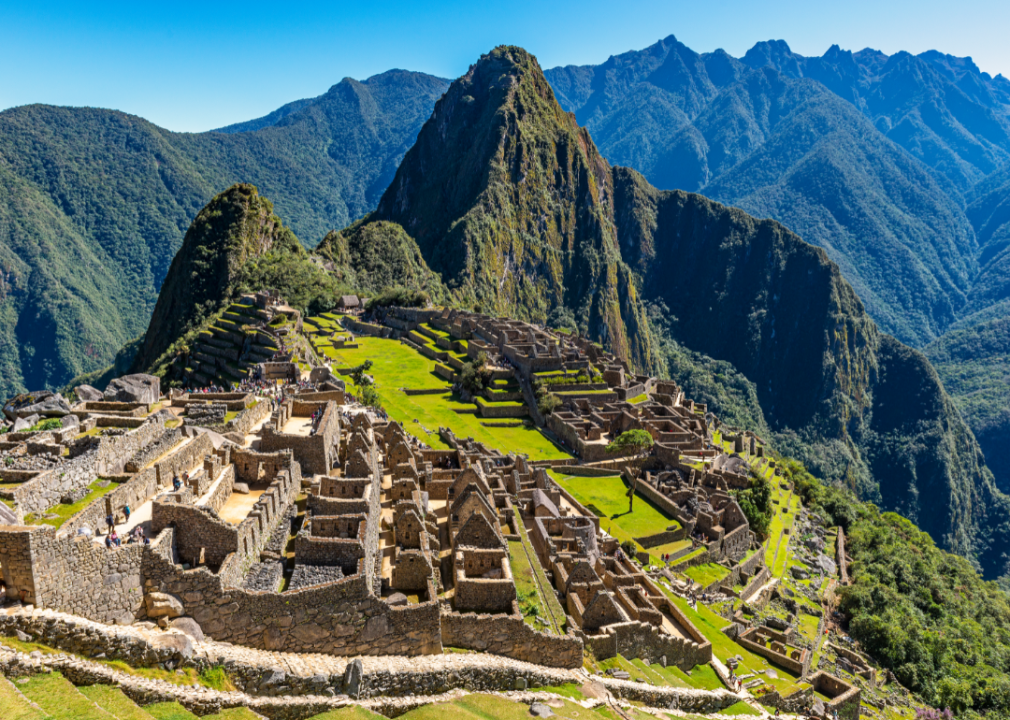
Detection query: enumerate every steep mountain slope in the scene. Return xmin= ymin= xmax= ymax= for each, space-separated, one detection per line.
xmin=132 ymin=184 xmax=301 ymax=371
xmin=365 ymin=46 xmax=656 ymax=370
xmin=926 ymin=317 xmax=1010 ymax=495
xmin=545 ymin=36 xmax=1010 ymax=346
xmin=611 ymin=167 xmax=1010 ymax=576
xmin=741 ymin=41 xmax=1010 ymax=192
xmin=0 ymin=70 xmax=448 ymax=398
xmin=130 ymin=183 xmax=444 ymax=381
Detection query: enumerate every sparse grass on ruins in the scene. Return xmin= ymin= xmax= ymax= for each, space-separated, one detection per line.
xmin=25 ymin=478 xmax=118 ymax=529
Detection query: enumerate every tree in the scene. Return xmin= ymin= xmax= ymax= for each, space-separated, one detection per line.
xmin=349 ymin=359 xmax=373 ymax=387
xmin=459 ymin=352 xmax=492 ymax=394
xmin=606 ymin=429 xmax=654 ymax=455
xmin=733 ymin=473 xmax=773 ymax=538
xmin=360 ymin=385 xmax=381 ymax=408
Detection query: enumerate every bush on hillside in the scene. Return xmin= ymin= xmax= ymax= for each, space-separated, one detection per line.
xmin=365 ymin=287 xmax=430 ymax=310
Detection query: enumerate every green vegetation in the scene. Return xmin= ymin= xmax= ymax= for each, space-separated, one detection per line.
xmin=25 ymin=478 xmax=118 ymax=529
xmin=16 ymin=672 xmax=117 ymax=719
xmin=363 ymin=286 xmax=432 ymax=310
xmin=144 ymin=702 xmax=199 ymax=720
xmin=0 ymin=676 xmax=48 ymax=720
xmin=682 ymin=563 xmax=731 ymax=588
xmin=79 ymin=685 xmax=156 ymax=720
xmin=926 ymin=316 xmax=1010 ymax=495
xmin=605 ymin=429 xmax=653 ymax=455
xmin=329 ymin=337 xmax=567 ymax=460
xmin=0 ymin=71 xmax=449 ymax=398
xmin=732 ymin=473 xmax=773 ymax=539
xmin=548 ymin=471 xmax=676 ymax=564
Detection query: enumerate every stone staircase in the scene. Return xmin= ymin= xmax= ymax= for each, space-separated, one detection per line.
xmin=184 ymin=297 xmax=280 ymax=387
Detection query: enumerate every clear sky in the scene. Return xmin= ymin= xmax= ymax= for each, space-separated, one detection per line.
xmin=2 ymin=0 xmax=1008 ymax=133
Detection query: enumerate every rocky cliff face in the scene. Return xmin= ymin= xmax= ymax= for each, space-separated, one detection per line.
xmin=610 ymin=166 xmax=1010 ymax=576
xmin=131 ymin=184 xmax=301 ymax=371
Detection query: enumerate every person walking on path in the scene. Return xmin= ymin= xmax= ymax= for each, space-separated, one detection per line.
xmin=123 ymin=505 xmax=131 ymax=523
xmin=105 ymin=513 xmax=115 ymax=534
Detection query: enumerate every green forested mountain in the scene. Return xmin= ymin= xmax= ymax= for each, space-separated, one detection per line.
xmin=545 ymin=36 xmax=1010 ymax=499
xmin=0 ymin=69 xmax=449 ymax=397
xmin=545 ymin=35 xmax=1010 ymax=348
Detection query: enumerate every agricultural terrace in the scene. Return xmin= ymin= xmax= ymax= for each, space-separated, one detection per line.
xmin=302 ymin=318 xmax=570 ymax=460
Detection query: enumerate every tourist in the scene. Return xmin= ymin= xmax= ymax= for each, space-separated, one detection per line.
xmin=111 ymin=531 xmax=120 ymax=547
xmin=105 ymin=512 xmax=115 ymax=533
xmin=123 ymin=504 xmax=131 ymax=522
xmin=105 ymin=534 xmax=113 ymax=549
xmin=172 ymin=474 xmax=182 ymax=492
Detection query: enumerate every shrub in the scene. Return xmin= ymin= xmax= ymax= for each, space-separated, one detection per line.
xmin=31 ymin=418 xmax=63 ymax=432
xmin=366 ymin=287 xmax=430 ymax=310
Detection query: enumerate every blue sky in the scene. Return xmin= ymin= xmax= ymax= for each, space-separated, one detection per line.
xmin=2 ymin=0 xmax=1008 ymax=132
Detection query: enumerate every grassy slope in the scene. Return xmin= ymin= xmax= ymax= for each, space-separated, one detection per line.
xmin=17 ymin=672 xmax=117 ymax=720
xmin=79 ymin=685 xmax=155 ymax=720
xmin=0 ymin=676 xmax=48 ymax=720
xmin=322 ymin=334 xmax=569 ymax=460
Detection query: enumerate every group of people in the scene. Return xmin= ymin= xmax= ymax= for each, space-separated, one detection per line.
xmin=102 ymin=505 xmax=149 ymax=548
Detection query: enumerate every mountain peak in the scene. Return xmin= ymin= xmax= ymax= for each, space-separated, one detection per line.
xmin=131 ymin=184 xmax=301 ymax=372
xmin=369 ymin=45 xmax=653 ymax=368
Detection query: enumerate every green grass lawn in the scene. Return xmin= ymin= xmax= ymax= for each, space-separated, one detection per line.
xmin=720 ymin=701 xmax=761 ymax=715
xmin=398 ymin=694 xmax=588 ymax=720
xmin=0 ymin=676 xmax=48 ymax=720
xmin=322 ymin=336 xmax=569 ymax=460
xmin=17 ymin=672 xmax=117 ymax=720
xmin=25 ymin=478 xmax=119 ymax=529
xmin=509 ymin=539 xmax=553 ymax=630
xmin=79 ymin=685 xmax=155 ymax=720
xmin=144 ymin=702 xmax=199 ymax=720
xmin=660 ymin=590 xmax=803 ymax=696
xmin=548 ymin=471 xmax=681 ymax=565
xmin=305 ymin=708 xmax=386 ymax=720
xmin=682 ymin=562 xmax=731 ymax=588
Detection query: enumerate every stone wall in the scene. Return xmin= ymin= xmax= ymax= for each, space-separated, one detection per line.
xmin=0 ymin=525 xmax=144 ymax=622
xmin=200 ymin=467 xmax=235 ymax=514
xmin=59 ymin=469 xmax=156 ymax=537
xmin=154 ymin=433 xmax=215 ymax=486
xmin=259 ymin=401 xmax=338 ymax=477
xmin=143 ymin=547 xmax=443 ymax=656
xmin=125 ymin=428 xmax=182 ymax=472
xmin=152 ymin=500 xmax=239 ymax=568
xmin=440 ymin=606 xmax=583 ymax=669
xmin=225 ymin=399 xmax=271 ymax=435
xmin=4 ymin=419 xmax=166 ymax=516
xmin=579 ymin=620 xmax=711 ymax=671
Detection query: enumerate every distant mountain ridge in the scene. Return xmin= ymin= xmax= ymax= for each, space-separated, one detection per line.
xmin=0 ymin=69 xmax=449 ymax=397
xmin=545 ymin=35 xmax=1010 ymax=348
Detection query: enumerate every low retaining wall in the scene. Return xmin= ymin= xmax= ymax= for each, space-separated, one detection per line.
xmin=440 ymin=607 xmax=583 ymax=669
